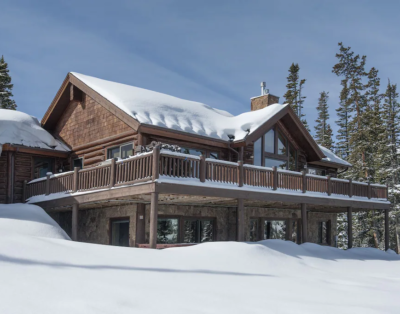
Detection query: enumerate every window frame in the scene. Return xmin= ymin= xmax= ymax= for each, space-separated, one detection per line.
xmin=32 ymin=156 xmax=55 ymax=179
xmin=106 ymin=142 xmax=134 ymax=160
xmin=73 ymin=157 xmax=83 ymax=170
xmin=317 ymin=220 xmax=331 ymax=245
xmin=249 ymin=217 xmax=300 ymax=243
xmin=253 ymin=125 xmax=297 ymax=171
xmin=109 ymin=217 xmax=130 ymax=246
xmin=181 ymin=146 xmax=221 ymax=160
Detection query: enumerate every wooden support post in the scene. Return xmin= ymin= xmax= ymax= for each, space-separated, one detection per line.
xmin=239 ymin=146 xmax=244 ymax=162
xmin=200 ymin=155 xmax=206 ymax=183
xmin=301 ymin=204 xmax=307 ymax=243
xmin=237 ymin=198 xmax=245 ymax=241
xmin=73 ymin=167 xmax=79 ymax=192
xmin=385 ymin=208 xmax=390 ymax=251
xmin=22 ymin=180 xmax=27 ymax=202
xmin=45 ymin=173 xmax=51 ymax=196
xmin=149 ymin=192 xmax=159 ymax=249
xmin=347 ymin=207 xmax=353 ymax=249
xmin=367 ymin=181 xmax=371 ymax=199
xmin=71 ymin=203 xmax=79 ymax=241
xmin=286 ymin=219 xmax=293 ymax=241
xmin=348 ymin=178 xmax=353 ymax=198
xmin=301 ymin=170 xmax=307 ymax=193
xmin=327 ymin=175 xmax=331 ymax=196
xmin=110 ymin=158 xmax=116 ymax=187
xmin=152 ymin=145 xmax=160 ymax=181
xmin=273 ymin=166 xmax=278 ymax=190
xmin=238 ymin=160 xmax=244 ymax=187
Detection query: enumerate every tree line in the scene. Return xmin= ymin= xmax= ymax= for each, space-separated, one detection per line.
xmin=283 ymin=42 xmax=400 ymax=251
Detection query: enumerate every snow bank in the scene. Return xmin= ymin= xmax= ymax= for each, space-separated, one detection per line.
xmin=72 ymin=72 xmax=288 ymax=141
xmin=319 ymin=145 xmax=352 ymax=167
xmin=0 ymin=109 xmax=69 ymax=152
xmin=0 ymin=203 xmax=399 ymax=313
xmin=0 ymin=204 xmax=70 ymax=239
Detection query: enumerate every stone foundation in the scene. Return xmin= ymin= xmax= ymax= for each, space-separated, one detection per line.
xmin=50 ymin=204 xmax=337 ymax=247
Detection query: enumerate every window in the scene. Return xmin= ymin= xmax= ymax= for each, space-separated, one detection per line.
xmin=181 ymin=147 xmax=204 ymax=156
xmin=264 ymin=158 xmax=287 ymax=170
xmin=264 ymin=129 xmax=275 ymax=153
xmin=183 ymin=219 xmax=214 ymax=243
xmin=73 ymin=158 xmax=83 ymax=170
xmin=157 ymin=218 xmax=179 ymax=244
xmin=308 ymin=168 xmax=326 ymax=176
xmin=318 ymin=221 xmax=330 ymax=244
xmin=252 ymin=125 xmax=297 ymax=171
xmin=249 ymin=219 xmax=259 ymax=242
xmin=157 ymin=217 xmax=215 ymax=244
xmin=264 ymin=220 xmax=286 ymax=240
xmin=107 ymin=143 xmax=134 ymax=160
xmin=33 ymin=157 xmax=54 ymax=179
xmin=209 ymin=152 xmax=219 ymax=160
xmin=110 ymin=219 xmax=130 ymax=246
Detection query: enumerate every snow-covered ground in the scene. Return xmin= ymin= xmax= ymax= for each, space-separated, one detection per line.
xmin=0 ymin=204 xmax=399 ymax=314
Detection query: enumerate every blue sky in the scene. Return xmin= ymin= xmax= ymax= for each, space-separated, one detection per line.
xmin=1 ymin=0 xmax=400 ymax=137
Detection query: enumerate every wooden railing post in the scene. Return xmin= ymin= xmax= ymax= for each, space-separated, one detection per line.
xmin=348 ymin=178 xmax=353 ymax=198
xmin=327 ymin=175 xmax=331 ymax=196
xmin=152 ymin=145 xmax=161 ymax=181
xmin=22 ymin=180 xmax=27 ymax=202
xmin=45 ymin=173 xmax=51 ymax=195
xmin=199 ymin=155 xmax=206 ymax=183
xmin=301 ymin=170 xmax=307 ymax=193
xmin=238 ymin=161 xmax=244 ymax=187
xmin=73 ymin=167 xmax=79 ymax=192
xmin=110 ymin=158 xmax=117 ymax=187
xmin=367 ymin=181 xmax=371 ymax=199
xmin=273 ymin=166 xmax=278 ymax=190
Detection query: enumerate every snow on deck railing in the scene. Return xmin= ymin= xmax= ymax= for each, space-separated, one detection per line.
xmin=24 ymin=147 xmax=388 ymax=202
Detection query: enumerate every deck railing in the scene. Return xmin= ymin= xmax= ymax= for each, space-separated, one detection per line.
xmin=24 ymin=146 xmax=388 ymax=201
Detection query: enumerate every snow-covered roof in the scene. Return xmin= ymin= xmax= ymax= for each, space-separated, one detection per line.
xmin=72 ymin=72 xmax=288 ymax=141
xmin=0 ymin=109 xmax=69 ymax=153
xmin=319 ymin=145 xmax=352 ymax=167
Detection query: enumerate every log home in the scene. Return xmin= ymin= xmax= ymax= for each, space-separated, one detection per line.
xmin=3 ymin=73 xmax=390 ymax=249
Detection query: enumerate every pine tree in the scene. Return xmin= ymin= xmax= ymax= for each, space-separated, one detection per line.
xmin=283 ymin=63 xmax=309 ymax=130
xmin=335 ymin=81 xmax=351 ymax=160
xmin=314 ymin=91 xmax=333 ymax=150
xmin=0 ymin=56 xmax=17 ymax=110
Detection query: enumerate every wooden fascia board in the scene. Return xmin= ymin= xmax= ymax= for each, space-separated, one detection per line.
xmin=308 ymin=160 xmax=351 ymax=169
xmin=68 ymin=73 xmax=140 ymax=131
xmin=2 ymin=144 xmax=70 ymax=158
xmin=139 ymin=124 xmax=230 ymax=149
xmin=41 ymin=73 xmax=70 ymax=127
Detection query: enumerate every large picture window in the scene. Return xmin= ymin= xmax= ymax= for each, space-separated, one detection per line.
xmin=249 ymin=218 xmax=299 ymax=243
xmin=157 ymin=216 xmax=216 ymax=244
xmin=110 ymin=219 xmax=130 ymax=247
xmin=253 ymin=125 xmax=297 ymax=171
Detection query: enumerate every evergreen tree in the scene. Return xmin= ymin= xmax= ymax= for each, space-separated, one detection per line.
xmin=283 ymin=63 xmax=309 ymax=130
xmin=335 ymin=81 xmax=351 ymax=160
xmin=0 ymin=56 xmax=17 ymax=110
xmin=314 ymin=91 xmax=333 ymax=150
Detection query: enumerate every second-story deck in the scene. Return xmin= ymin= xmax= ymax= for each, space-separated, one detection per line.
xmin=24 ymin=147 xmax=389 ymax=212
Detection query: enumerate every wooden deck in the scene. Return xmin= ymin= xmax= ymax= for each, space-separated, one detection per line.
xmin=24 ymin=146 xmax=389 ymax=211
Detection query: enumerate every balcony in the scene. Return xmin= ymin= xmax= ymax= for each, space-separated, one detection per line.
xmin=24 ymin=147 xmax=388 ymax=205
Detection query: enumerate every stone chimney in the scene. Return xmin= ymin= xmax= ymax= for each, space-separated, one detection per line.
xmin=250 ymin=82 xmax=280 ymax=111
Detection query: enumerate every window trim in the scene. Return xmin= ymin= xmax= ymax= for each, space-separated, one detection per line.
xmin=106 ymin=142 xmax=134 ymax=160
xmin=109 ymin=217 xmax=130 ymax=246
xmin=73 ymin=157 xmax=83 ymax=169
xmin=249 ymin=217 xmax=301 ymax=242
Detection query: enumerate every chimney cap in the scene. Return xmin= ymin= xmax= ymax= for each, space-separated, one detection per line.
xmin=261 ymin=81 xmax=266 ymax=87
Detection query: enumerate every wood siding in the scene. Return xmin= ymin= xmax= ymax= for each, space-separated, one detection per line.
xmin=52 ymin=94 xmax=136 ymax=168
xmin=0 ymin=152 xmax=7 ymax=203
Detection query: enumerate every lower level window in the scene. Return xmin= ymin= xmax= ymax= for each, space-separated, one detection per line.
xmin=157 ymin=217 xmax=215 ymax=244
xmin=110 ymin=219 xmax=130 ymax=246
xmin=157 ymin=218 xmax=179 ymax=244
xmin=249 ymin=219 xmax=259 ymax=242
xmin=318 ymin=221 xmax=329 ymax=244
xmin=183 ymin=219 xmax=214 ymax=243
xmin=264 ymin=220 xmax=286 ymax=240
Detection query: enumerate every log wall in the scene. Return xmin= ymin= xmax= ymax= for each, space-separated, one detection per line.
xmin=0 ymin=152 xmax=7 ymax=203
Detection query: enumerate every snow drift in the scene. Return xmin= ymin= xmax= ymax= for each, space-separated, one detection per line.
xmin=0 ymin=109 xmax=69 ymax=153
xmin=0 ymin=203 xmax=399 ymax=314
